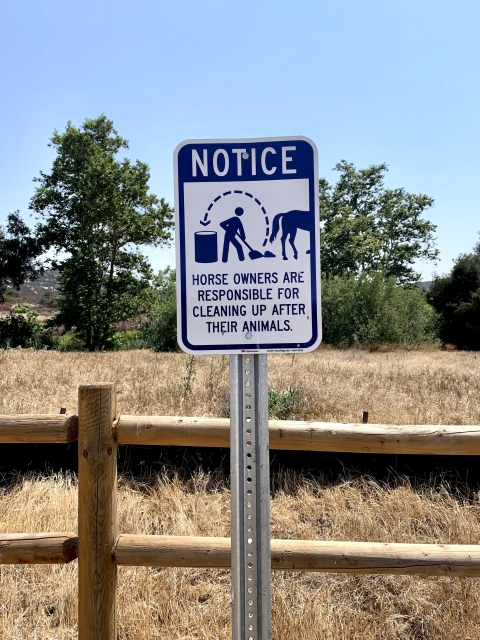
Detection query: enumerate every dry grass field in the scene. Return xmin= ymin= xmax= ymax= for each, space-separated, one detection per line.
xmin=1 ymin=347 xmax=480 ymax=424
xmin=1 ymin=347 xmax=480 ymax=639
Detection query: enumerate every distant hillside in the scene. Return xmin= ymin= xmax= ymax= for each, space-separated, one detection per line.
xmin=19 ymin=270 xmax=58 ymax=301
xmin=418 ymin=281 xmax=433 ymax=291
xmin=0 ymin=271 xmax=59 ymax=319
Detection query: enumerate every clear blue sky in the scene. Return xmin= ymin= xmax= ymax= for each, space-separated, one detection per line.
xmin=1 ymin=0 xmax=478 ymax=279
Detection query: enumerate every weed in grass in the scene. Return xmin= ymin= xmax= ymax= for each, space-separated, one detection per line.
xmin=182 ymin=355 xmax=196 ymax=396
xmin=268 ymin=387 xmax=303 ymax=420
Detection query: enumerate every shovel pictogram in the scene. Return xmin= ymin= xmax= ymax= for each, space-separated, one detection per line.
xmin=238 ymin=236 xmax=275 ymax=260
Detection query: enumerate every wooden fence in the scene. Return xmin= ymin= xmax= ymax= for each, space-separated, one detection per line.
xmin=2 ymin=382 xmax=480 ymax=639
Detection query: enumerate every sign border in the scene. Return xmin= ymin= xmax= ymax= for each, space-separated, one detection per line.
xmin=174 ymin=136 xmax=321 ymax=355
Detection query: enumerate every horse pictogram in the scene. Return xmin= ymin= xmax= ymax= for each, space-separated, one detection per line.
xmin=269 ymin=209 xmax=315 ymax=260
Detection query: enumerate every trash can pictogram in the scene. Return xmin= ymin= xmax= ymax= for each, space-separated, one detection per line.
xmin=194 ymin=231 xmax=218 ymax=263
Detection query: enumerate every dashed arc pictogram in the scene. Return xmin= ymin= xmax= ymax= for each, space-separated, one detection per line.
xmin=200 ymin=190 xmax=270 ymax=245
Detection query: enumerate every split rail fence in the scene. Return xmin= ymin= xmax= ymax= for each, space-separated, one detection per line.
xmin=2 ymin=382 xmax=480 ymax=639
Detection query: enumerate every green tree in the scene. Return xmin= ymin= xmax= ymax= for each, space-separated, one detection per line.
xmin=139 ymin=267 xmax=178 ymax=352
xmin=30 ymin=115 xmax=173 ymax=351
xmin=0 ymin=211 xmax=44 ymax=303
xmin=320 ymin=161 xmax=438 ymax=284
xmin=427 ymin=238 xmax=480 ymax=350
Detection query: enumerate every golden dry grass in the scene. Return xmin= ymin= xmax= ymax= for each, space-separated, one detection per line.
xmin=1 ymin=347 xmax=480 ymax=424
xmin=1 ymin=347 xmax=480 ymax=639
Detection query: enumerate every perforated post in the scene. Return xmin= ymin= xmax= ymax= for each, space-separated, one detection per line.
xmin=230 ymin=355 xmax=271 ymax=640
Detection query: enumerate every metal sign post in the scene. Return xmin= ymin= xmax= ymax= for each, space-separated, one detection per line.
xmin=230 ymin=354 xmax=271 ymax=640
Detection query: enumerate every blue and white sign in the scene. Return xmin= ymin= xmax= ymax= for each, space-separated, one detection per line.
xmin=174 ymin=137 xmax=321 ymax=354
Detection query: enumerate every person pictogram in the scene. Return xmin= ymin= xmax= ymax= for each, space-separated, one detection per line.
xmin=220 ymin=207 xmax=246 ymax=263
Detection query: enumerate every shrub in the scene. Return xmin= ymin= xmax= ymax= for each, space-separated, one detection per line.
xmin=54 ymin=330 xmax=148 ymax=352
xmin=139 ymin=268 xmax=178 ymax=352
xmin=108 ymin=331 xmax=149 ymax=351
xmin=2 ymin=288 xmax=20 ymax=301
xmin=40 ymin=290 xmax=58 ymax=307
xmin=321 ymin=272 xmax=439 ymax=347
xmin=54 ymin=334 xmax=85 ymax=351
xmin=0 ymin=305 xmax=53 ymax=349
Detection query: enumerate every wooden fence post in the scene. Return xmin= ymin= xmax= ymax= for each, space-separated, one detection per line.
xmin=78 ymin=383 xmax=117 ymax=640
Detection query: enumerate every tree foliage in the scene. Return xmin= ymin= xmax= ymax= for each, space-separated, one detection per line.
xmin=320 ymin=161 xmax=438 ymax=284
xmin=139 ymin=267 xmax=178 ymax=352
xmin=0 ymin=211 xmax=43 ymax=303
xmin=427 ymin=239 xmax=480 ymax=350
xmin=322 ymin=272 xmax=439 ymax=347
xmin=30 ymin=115 xmax=173 ymax=350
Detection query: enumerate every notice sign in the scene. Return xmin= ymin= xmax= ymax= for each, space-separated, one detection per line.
xmin=174 ymin=137 xmax=321 ymax=354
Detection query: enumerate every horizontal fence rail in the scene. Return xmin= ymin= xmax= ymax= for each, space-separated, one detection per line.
xmin=2 ymin=413 xmax=480 ymax=455
xmin=0 ymin=414 xmax=78 ymax=443
xmin=0 ymin=532 xmax=77 ymax=564
xmin=117 ymin=416 xmax=480 ymax=455
xmin=3 ymin=533 xmax=480 ymax=577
